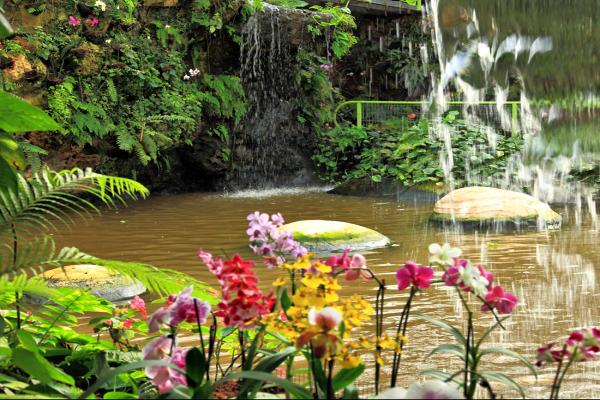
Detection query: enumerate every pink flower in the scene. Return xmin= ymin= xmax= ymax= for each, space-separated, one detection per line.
xmin=143 ymin=334 xmax=173 ymax=361
xmin=68 ymin=16 xmax=81 ymax=26
xmin=396 ymin=261 xmax=434 ymax=291
xmin=344 ymin=254 xmax=372 ymax=281
xmin=146 ymin=347 xmax=188 ymax=393
xmin=147 ymin=287 xmax=210 ymax=332
xmin=123 ymin=319 xmax=133 ymax=329
xmin=325 ymin=250 xmax=351 ymax=271
xmin=308 ymin=307 xmax=343 ymax=331
xmin=130 ymin=295 xmax=147 ymax=319
xmin=85 ymin=17 xmax=99 ymax=27
xmin=481 ymin=285 xmax=518 ymax=314
xmin=320 ymin=64 xmax=333 ymax=70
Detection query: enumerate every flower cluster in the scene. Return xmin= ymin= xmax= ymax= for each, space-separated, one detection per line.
xmin=147 ymin=286 xmax=211 ymax=332
xmin=68 ymin=16 xmax=81 ymax=26
xmin=143 ymin=335 xmax=187 ymax=393
xmin=95 ymin=0 xmax=107 ymax=11
xmin=396 ymin=261 xmax=434 ymax=291
xmin=93 ymin=295 xmax=147 ymax=347
xmin=324 ymin=250 xmax=372 ymax=281
xmin=183 ymin=68 xmax=201 ymax=80
xmin=429 ymin=243 xmax=518 ymax=315
xmin=319 ymin=63 xmax=333 ymax=71
xmin=246 ymin=211 xmax=307 ymax=268
xmin=536 ymin=327 xmax=600 ymax=367
xmin=199 ymin=252 xmax=275 ymax=329
xmin=68 ymin=16 xmax=100 ymax=27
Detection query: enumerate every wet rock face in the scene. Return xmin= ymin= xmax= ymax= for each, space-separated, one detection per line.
xmin=431 ymin=186 xmax=562 ymax=230
xmin=42 ymin=264 xmax=146 ymax=302
xmin=282 ymin=220 xmax=391 ymax=252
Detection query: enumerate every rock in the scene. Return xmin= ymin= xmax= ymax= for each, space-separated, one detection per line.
xmin=42 ymin=264 xmax=146 ymax=302
xmin=282 ymin=220 xmax=390 ymax=252
xmin=431 ymin=186 xmax=562 ymax=230
xmin=330 ymin=177 xmax=447 ymax=203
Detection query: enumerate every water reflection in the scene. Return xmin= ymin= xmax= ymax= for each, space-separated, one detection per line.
xmin=55 ymin=191 xmax=600 ymax=397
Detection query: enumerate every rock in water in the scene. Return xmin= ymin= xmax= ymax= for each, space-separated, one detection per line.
xmin=282 ymin=220 xmax=390 ymax=251
xmin=431 ymin=186 xmax=562 ymax=230
xmin=42 ymin=264 xmax=146 ymax=302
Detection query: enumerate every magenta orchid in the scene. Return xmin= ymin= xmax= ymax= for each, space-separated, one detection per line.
xmin=481 ymin=285 xmax=518 ymax=314
xmin=147 ymin=286 xmax=210 ymax=332
xmin=396 ymin=261 xmax=434 ymax=291
xmin=68 ymin=16 xmax=81 ymax=26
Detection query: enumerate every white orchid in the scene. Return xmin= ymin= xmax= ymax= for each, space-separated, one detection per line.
xmin=428 ymin=243 xmax=461 ymax=266
xmin=457 ymin=261 xmax=489 ymax=297
xmin=94 ymin=0 xmax=106 ymax=11
xmin=373 ymin=380 xmax=463 ymax=399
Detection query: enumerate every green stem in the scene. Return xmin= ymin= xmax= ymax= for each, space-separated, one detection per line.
xmin=553 ymin=347 xmax=577 ymax=400
xmin=11 ymin=224 xmax=20 ymax=330
xmin=193 ymin=299 xmax=208 ymax=381
xmin=327 ymin=357 xmax=334 ymax=400
xmin=390 ymin=286 xmax=416 ymax=387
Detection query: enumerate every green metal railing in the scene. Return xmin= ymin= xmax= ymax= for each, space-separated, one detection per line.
xmin=334 ymin=100 xmax=521 ymax=135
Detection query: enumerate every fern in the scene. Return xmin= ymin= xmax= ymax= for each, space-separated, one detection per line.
xmin=116 ymin=126 xmax=136 ymax=152
xmin=0 ymin=168 xmax=148 ymax=242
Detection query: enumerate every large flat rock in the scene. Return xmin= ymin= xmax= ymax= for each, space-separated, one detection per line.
xmin=42 ymin=264 xmax=146 ymax=302
xmin=431 ymin=186 xmax=562 ymax=229
xmin=282 ymin=220 xmax=390 ymax=251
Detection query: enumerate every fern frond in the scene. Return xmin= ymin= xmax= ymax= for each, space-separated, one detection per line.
xmin=0 ymin=168 xmax=149 ymax=240
xmin=0 ymin=274 xmax=55 ymax=307
xmin=66 ymin=257 xmax=216 ymax=301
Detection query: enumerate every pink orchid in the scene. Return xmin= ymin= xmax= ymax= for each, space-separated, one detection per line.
xmin=85 ymin=17 xmax=99 ymax=27
xmin=143 ymin=334 xmax=173 ymax=361
xmin=476 ymin=264 xmax=494 ymax=288
xmin=325 ymin=250 xmax=351 ymax=271
xmin=130 ymin=295 xmax=147 ymax=319
xmin=396 ymin=261 xmax=434 ymax=291
xmin=147 ymin=286 xmax=210 ymax=332
xmin=344 ymin=254 xmax=372 ymax=281
xmin=146 ymin=347 xmax=188 ymax=393
xmin=481 ymin=285 xmax=518 ymax=314
xmin=68 ymin=16 xmax=81 ymax=26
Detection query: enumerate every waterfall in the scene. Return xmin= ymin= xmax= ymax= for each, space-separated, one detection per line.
xmin=231 ymin=4 xmax=316 ymax=189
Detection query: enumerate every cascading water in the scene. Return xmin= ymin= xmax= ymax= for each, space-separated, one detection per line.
xmin=425 ymin=0 xmax=599 ymax=229
xmin=231 ymin=4 xmax=317 ymax=190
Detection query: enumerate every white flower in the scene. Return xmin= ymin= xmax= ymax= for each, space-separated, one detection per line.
xmin=165 ymin=24 xmax=171 ymax=29
xmin=458 ymin=261 xmax=489 ymax=297
xmin=406 ymin=380 xmax=463 ymax=399
xmin=372 ymin=381 xmax=463 ymax=399
xmin=372 ymin=387 xmax=407 ymax=399
xmin=95 ymin=0 xmax=106 ymax=11
xmin=183 ymin=75 xmax=190 ymax=80
xmin=105 ymin=39 xmax=112 ymax=44
xmin=308 ymin=307 xmax=342 ymax=331
xmin=429 ymin=243 xmax=462 ymax=266
xmin=188 ymin=68 xmax=200 ymax=77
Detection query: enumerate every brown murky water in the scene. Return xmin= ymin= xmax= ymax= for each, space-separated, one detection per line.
xmin=55 ymin=188 xmax=600 ymax=398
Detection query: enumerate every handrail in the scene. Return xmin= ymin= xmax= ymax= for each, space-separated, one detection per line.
xmin=334 ymin=99 xmax=521 ymax=135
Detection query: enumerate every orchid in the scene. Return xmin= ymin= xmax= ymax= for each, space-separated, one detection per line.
xmin=85 ymin=17 xmax=100 ymax=27
xmin=145 ymin=347 xmax=188 ymax=393
xmin=396 ymin=261 xmax=434 ymax=291
xmin=374 ymin=380 xmax=463 ymax=399
xmin=68 ymin=16 xmax=81 ymax=26
xmin=481 ymin=285 xmax=518 ymax=314
xmin=428 ymin=242 xmax=462 ymax=266
xmin=308 ymin=306 xmax=343 ymax=331
xmin=147 ymin=286 xmax=210 ymax=332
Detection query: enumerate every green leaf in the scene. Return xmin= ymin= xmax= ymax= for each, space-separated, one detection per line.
xmin=104 ymin=392 xmax=137 ymax=399
xmin=0 ymin=155 xmax=18 ymax=194
xmin=478 ymin=371 xmax=526 ymax=399
xmin=281 ymin=288 xmax=292 ymax=312
xmin=79 ymin=360 xmax=184 ymax=399
xmin=0 ymin=91 xmax=61 ymax=133
xmin=414 ymin=313 xmax=466 ymax=345
xmin=240 ymin=347 xmax=297 ymax=397
xmin=332 ymin=364 xmax=365 ymax=391
xmin=478 ymin=347 xmax=537 ymax=378
xmin=342 ymin=384 xmax=359 ymax=399
xmin=17 ymin=330 xmax=38 ymax=352
xmin=12 ymin=347 xmax=75 ymax=386
xmin=216 ymin=371 xmax=312 ymax=399
xmin=0 ymin=132 xmax=27 ymax=171
xmin=0 ymin=12 xmax=12 ymax=40
xmin=185 ymin=347 xmax=206 ymax=387
xmin=426 ymin=343 xmax=465 ymax=361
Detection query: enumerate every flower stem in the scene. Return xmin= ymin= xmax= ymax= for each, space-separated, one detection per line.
xmin=390 ymin=286 xmax=416 ymax=387
xmin=327 ymin=357 xmax=335 ymax=400
xmin=553 ymin=346 xmax=577 ymax=400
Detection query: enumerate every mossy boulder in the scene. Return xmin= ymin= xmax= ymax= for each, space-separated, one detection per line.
xmin=431 ymin=186 xmax=562 ymax=230
xmin=282 ymin=220 xmax=390 ymax=251
xmin=42 ymin=264 xmax=146 ymax=302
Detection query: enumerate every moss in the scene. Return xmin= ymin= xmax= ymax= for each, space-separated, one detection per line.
xmin=292 ymin=230 xmax=364 ymax=243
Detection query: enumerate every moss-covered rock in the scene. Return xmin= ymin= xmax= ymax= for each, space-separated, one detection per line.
xmin=282 ymin=220 xmax=390 ymax=251
xmin=431 ymin=186 xmax=562 ymax=230
xmin=42 ymin=264 xmax=146 ymax=301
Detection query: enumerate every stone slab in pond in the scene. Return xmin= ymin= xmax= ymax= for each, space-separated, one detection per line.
xmin=282 ymin=220 xmax=390 ymax=251
xmin=431 ymin=186 xmax=562 ymax=230
xmin=42 ymin=264 xmax=146 ymax=302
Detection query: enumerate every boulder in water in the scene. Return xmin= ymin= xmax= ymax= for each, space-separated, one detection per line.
xmin=431 ymin=186 xmax=562 ymax=229
xmin=282 ymin=220 xmax=390 ymax=251
xmin=42 ymin=264 xmax=146 ymax=302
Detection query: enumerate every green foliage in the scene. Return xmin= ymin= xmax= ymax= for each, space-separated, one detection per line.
xmin=315 ymin=112 xmax=524 ymax=187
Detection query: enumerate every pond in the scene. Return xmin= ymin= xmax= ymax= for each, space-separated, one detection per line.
xmin=55 ymin=188 xmax=600 ymax=397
